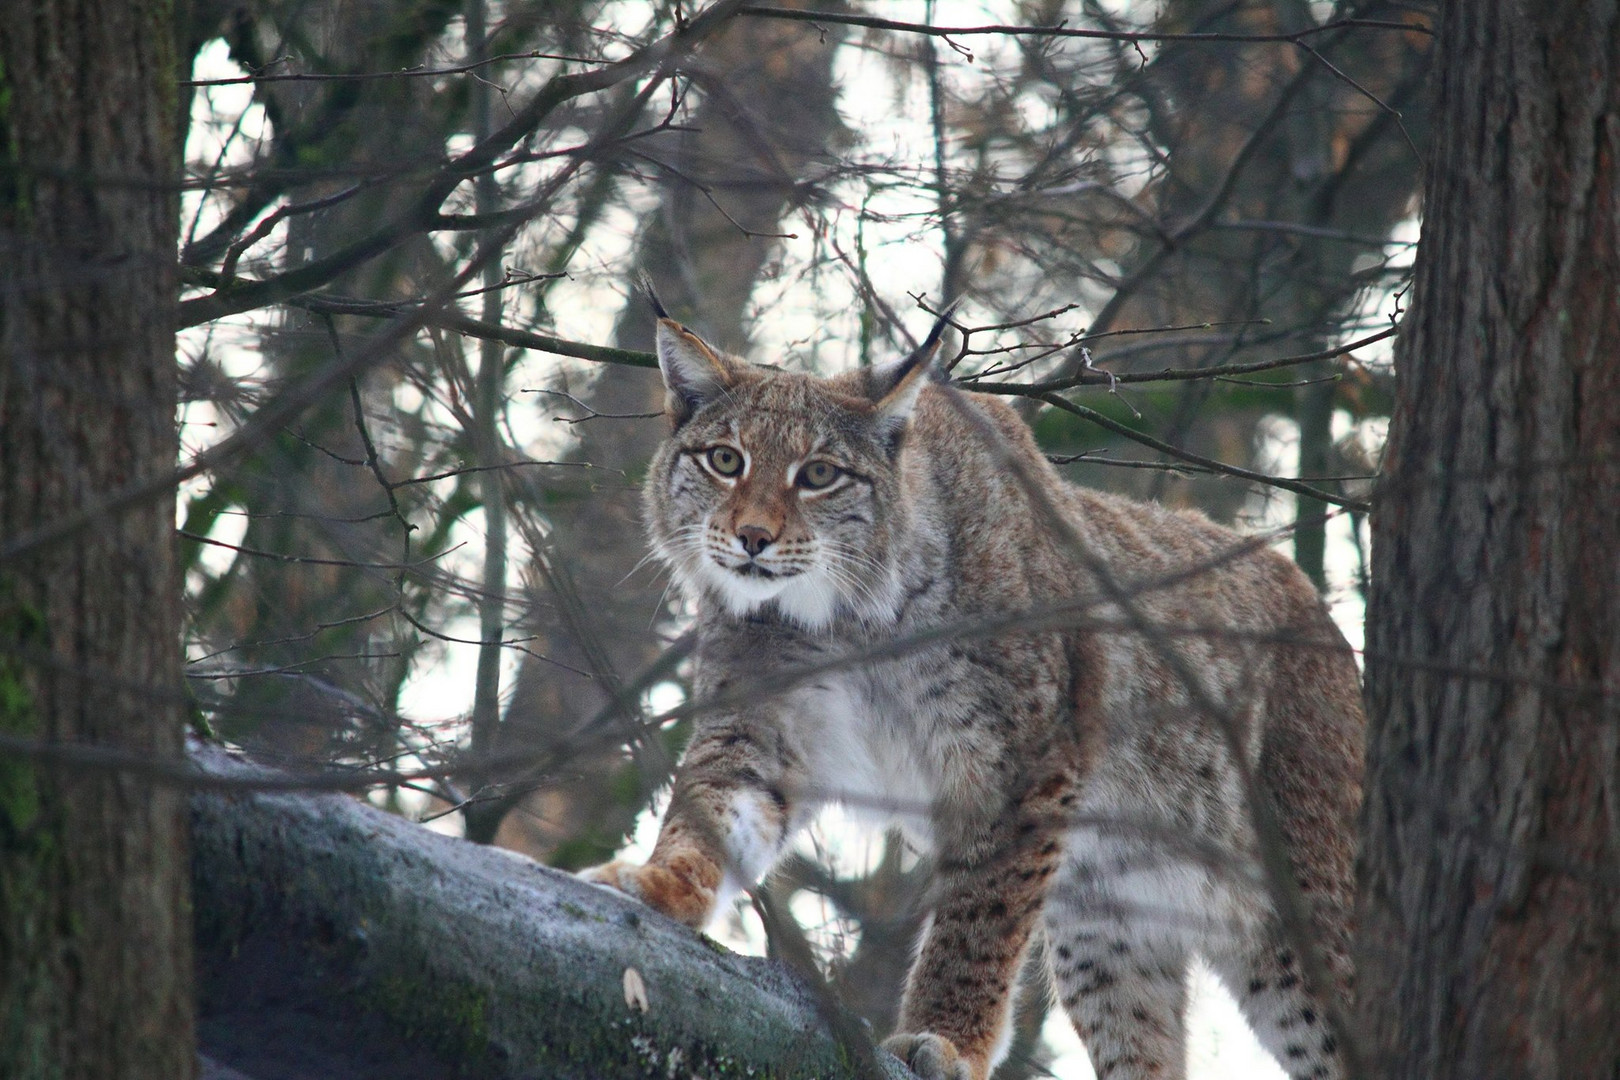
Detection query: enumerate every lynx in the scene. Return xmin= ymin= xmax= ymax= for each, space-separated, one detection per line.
xmin=583 ymin=296 xmax=1364 ymax=1080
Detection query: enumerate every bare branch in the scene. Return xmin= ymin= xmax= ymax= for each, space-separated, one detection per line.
xmin=968 ymin=327 xmax=1396 ymax=392
xmin=1021 ymin=391 xmax=1370 ymax=511
xmin=736 ymin=6 xmax=1432 ymax=44
xmin=178 ymin=49 xmax=607 ymax=88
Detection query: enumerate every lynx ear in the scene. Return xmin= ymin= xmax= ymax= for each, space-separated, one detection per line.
xmin=868 ymin=304 xmax=956 ymax=445
xmin=656 ymin=318 xmax=735 ymax=427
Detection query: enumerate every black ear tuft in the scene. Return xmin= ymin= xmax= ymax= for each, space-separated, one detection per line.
xmin=638 ymin=271 xmax=671 ymax=320
xmin=867 ymin=300 xmax=960 ymax=449
xmin=913 ymin=298 xmax=960 ymax=364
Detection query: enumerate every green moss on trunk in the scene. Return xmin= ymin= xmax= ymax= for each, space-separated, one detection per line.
xmin=0 ymin=587 xmax=61 ymax=1080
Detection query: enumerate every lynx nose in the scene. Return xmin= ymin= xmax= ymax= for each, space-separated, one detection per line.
xmin=737 ymin=525 xmax=775 ymax=557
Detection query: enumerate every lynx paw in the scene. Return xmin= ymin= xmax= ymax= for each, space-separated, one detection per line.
xmin=578 ymin=859 xmax=713 ymax=928
xmin=882 ymin=1031 xmax=976 ymax=1080
xmin=579 ymin=859 xmax=644 ymax=899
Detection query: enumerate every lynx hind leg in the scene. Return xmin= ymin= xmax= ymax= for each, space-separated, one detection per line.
xmin=1047 ymin=919 xmax=1190 ymax=1080
xmin=1205 ymin=932 xmax=1344 ymax=1080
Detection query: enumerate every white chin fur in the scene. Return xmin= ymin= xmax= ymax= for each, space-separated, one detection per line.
xmin=695 ymin=559 xmax=841 ymax=631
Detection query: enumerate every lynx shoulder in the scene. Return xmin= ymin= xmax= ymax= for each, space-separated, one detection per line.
xmin=583 ymin=303 xmax=1364 ymax=1080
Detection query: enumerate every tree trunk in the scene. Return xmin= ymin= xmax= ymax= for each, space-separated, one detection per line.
xmin=1356 ymin=1 xmax=1620 ymax=1076
xmin=0 ymin=1 xmax=193 ymax=1076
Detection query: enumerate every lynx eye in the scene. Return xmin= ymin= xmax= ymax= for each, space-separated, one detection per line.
xmin=706 ymin=446 xmax=743 ymax=477
xmin=796 ymin=460 xmax=842 ymax=490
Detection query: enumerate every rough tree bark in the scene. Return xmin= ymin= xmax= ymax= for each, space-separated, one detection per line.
xmin=190 ymin=745 xmax=912 ymax=1080
xmin=1357 ymin=0 xmax=1620 ymax=1076
xmin=0 ymin=1 xmax=194 ymax=1076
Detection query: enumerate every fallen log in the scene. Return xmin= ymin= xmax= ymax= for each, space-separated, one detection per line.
xmin=189 ymin=744 xmax=909 ymax=1080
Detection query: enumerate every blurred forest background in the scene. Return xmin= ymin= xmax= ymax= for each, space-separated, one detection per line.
xmin=165 ymin=0 xmax=1429 ymax=1074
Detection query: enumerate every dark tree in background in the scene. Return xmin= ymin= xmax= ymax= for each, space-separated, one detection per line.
xmin=184 ymin=0 xmax=463 ymax=768
xmin=1357 ymin=0 xmax=1620 ymax=1076
xmin=1105 ymin=0 xmax=1426 ymax=584
xmin=0 ymin=0 xmax=194 ymax=1076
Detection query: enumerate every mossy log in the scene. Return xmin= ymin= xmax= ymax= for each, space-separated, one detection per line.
xmin=190 ymin=745 xmax=912 ymax=1080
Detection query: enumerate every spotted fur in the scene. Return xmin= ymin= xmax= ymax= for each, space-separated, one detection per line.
xmin=582 ymin=310 xmax=1364 ymax=1080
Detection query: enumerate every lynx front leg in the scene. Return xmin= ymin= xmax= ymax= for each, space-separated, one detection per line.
xmin=582 ymin=717 xmax=806 ymax=929
xmin=885 ymin=781 xmax=1070 ymax=1080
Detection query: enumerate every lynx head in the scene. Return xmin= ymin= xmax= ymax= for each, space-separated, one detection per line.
xmin=643 ymin=307 xmax=950 ymax=631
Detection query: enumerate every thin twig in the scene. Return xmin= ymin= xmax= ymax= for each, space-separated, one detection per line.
xmin=969 ymin=327 xmax=1395 ymax=392
xmin=528 ymin=387 xmax=663 ymax=423
xmin=737 ymin=6 xmax=1431 ymax=44
xmin=1026 ymin=393 xmax=1369 ymax=511
xmin=178 ymin=49 xmax=604 ymax=87
xmin=177 ymin=531 xmax=460 ymax=571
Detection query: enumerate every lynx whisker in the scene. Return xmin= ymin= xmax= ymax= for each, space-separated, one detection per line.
xmin=819 ymin=543 xmax=893 ymax=614
xmin=619 ymin=542 xmax=679 ymax=588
